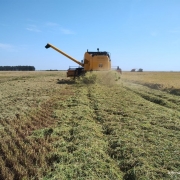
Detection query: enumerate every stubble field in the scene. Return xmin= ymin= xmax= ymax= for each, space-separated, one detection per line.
xmin=0 ymin=71 xmax=180 ymax=180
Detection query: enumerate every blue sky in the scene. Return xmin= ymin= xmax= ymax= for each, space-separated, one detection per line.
xmin=0 ymin=0 xmax=180 ymax=71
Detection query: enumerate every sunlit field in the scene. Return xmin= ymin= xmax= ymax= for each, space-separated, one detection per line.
xmin=122 ymin=71 xmax=180 ymax=95
xmin=0 ymin=71 xmax=180 ymax=179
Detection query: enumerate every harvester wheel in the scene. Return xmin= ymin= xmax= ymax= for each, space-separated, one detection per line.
xmin=73 ymin=69 xmax=78 ymax=79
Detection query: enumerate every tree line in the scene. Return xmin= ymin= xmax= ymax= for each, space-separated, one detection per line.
xmin=0 ymin=66 xmax=35 ymax=71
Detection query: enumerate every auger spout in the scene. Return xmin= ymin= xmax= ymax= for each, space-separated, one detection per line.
xmin=45 ymin=43 xmax=84 ymax=67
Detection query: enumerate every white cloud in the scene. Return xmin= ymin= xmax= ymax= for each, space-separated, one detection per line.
xmin=0 ymin=43 xmax=28 ymax=52
xmin=26 ymin=25 xmax=41 ymax=32
xmin=0 ymin=43 xmax=13 ymax=50
xmin=0 ymin=43 xmax=11 ymax=49
xmin=46 ymin=22 xmax=59 ymax=26
xmin=60 ymin=28 xmax=75 ymax=34
xmin=44 ymin=22 xmax=75 ymax=35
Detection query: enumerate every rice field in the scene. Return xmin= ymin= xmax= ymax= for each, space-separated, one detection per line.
xmin=0 ymin=71 xmax=180 ymax=179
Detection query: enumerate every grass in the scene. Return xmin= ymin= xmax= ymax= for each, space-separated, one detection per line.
xmin=0 ymin=71 xmax=180 ymax=179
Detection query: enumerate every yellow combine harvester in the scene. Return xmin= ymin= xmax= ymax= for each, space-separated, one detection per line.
xmin=45 ymin=43 xmax=111 ymax=77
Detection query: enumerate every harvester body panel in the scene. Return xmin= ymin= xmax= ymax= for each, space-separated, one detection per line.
xmin=84 ymin=52 xmax=111 ymax=71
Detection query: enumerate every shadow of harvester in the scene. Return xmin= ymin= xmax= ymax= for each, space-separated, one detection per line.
xmin=56 ymin=78 xmax=75 ymax=84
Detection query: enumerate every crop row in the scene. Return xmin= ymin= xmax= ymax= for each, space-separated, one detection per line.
xmin=96 ymin=84 xmax=180 ymax=179
xmin=44 ymin=81 xmax=180 ymax=179
xmin=0 ymin=83 xmax=72 ymax=180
